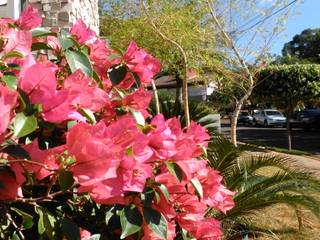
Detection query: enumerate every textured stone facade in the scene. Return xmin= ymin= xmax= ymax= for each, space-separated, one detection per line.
xmin=29 ymin=0 xmax=99 ymax=34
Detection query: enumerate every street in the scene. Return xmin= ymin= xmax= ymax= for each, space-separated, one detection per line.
xmin=221 ymin=123 xmax=320 ymax=154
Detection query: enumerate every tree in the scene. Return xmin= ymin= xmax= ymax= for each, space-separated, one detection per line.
xmin=282 ymin=28 xmax=320 ymax=63
xmin=99 ymin=0 xmax=225 ymax=126
xmin=254 ymin=64 xmax=320 ymax=150
xmin=205 ymin=0 xmax=297 ymax=146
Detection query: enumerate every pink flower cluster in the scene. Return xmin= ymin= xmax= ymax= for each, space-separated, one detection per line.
xmin=0 ymin=5 xmax=234 ymax=239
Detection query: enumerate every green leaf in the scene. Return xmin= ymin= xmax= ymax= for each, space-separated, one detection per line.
xmin=67 ymin=120 xmax=77 ymax=130
xmin=60 ymin=29 xmax=74 ymax=50
xmin=13 ymin=113 xmax=37 ymax=138
xmin=89 ymin=234 xmax=101 ymax=240
xmin=105 ymin=205 xmax=122 ymax=225
xmin=190 ymin=178 xmax=203 ymax=199
xmin=107 ymin=65 xmax=127 ymax=85
xmin=2 ymin=74 xmax=17 ymax=90
xmin=32 ymin=28 xmax=57 ymax=38
xmin=120 ymin=205 xmax=142 ymax=239
xmin=11 ymin=232 xmax=20 ymax=240
xmin=143 ymin=207 xmax=167 ymax=240
xmin=65 ymin=50 xmax=93 ymax=77
xmin=59 ymin=170 xmax=74 ymax=191
xmin=11 ymin=208 xmax=34 ymax=229
xmin=157 ymin=184 xmax=170 ymax=203
xmin=131 ymin=110 xmax=145 ymax=126
xmin=61 ymin=218 xmax=80 ymax=240
xmin=165 ymin=162 xmax=183 ymax=182
xmin=79 ymin=108 xmax=96 ymax=124
xmin=2 ymin=51 xmax=23 ymax=60
xmin=93 ymin=71 xmax=104 ymax=89
xmin=37 ymin=207 xmax=56 ymax=238
xmin=31 ymin=42 xmax=52 ymax=51
xmin=141 ymin=187 xmax=155 ymax=207
xmin=1 ymin=145 xmax=30 ymax=159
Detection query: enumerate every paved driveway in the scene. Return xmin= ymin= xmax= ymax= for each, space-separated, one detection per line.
xmin=221 ymin=123 xmax=320 ymax=154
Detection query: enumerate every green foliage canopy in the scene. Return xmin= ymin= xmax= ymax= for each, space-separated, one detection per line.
xmin=99 ymin=0 xmax=223 ymax=78
xmin=281 ymin=28 xmax=320 ymax=64
xmin=254 ymin=64 xmax=320 ymax=111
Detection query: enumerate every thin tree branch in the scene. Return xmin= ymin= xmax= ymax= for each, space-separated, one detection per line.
xmin=141 ymin=0 xmax=190 ymax=127
xmin=151 ymin=79 xmax=160 ymax=114
xmin=6 ymin=212 xmax=25 ymax=240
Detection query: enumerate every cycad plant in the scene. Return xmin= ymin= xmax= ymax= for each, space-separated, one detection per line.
xmin=206 ymin=137 xmax=320 ymax=239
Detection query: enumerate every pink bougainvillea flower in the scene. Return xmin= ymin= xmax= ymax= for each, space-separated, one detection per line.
xmin=18 ymin=63 xmax=57 ymax=104
xmin=88 ymin=38 xmax=112 ymax=64
xmin=0 ymin=170 xmax=22 ymax=201
xmin=41 ymin=89 xmax=86 ymax=123
xmin=23 ymin=140 xmax=60 ymax=180
xmin=63 ymin=70 xmax=110 ymax=112
xmin=118 ymin=155 xmax=153 ymax=193
xmin=67 ymin=121 xmax=120 ymax=191
xmin=4 ymin=29 xmax=32 ymax=56
xmin=196 ymin=168 xmax=235 ymax=214
xmin=0 ymin=18 xmax=15 ymax=35
xmin=148 ymin=114 xmax=177 ymax=160
xmin=122 ymin=88 xmax=152 ymax=111
xmin=0 ymin=84 xmax=18 ymax=135
xmin=79 ymin=228 xmax=92 ymax=240
xmin=16 ymin=5 xmax=42 ymax=30
xmin=123 ymin=41 xmax=161 ymax=84
xmin=9 ymin=141 xmax=62 ymax=186
xmin=70 ymin=19 xmax=96 ymax=44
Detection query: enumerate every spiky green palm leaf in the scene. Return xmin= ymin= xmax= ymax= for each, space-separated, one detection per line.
xmin=206 ymin=137 xmax=320 ymax=238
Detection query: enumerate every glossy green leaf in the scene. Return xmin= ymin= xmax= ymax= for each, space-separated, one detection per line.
xmin=37 ymin=207 xmax=56 ymax=238
xmin=32 ymin=28 xmax=57 ymax=38
xmin=11 ymin=232 xmax=20 ymax=240
xmin=2 ymin=51 xmax=23 ymax=60
xmin=93 ymin=71 xmax=104 ymax=88
xmin=79 ymin=108 xmax=96 ymax=124
xmin=60 ymin=29 xmax=74 ymax=50
xmin=89 ymin=234 xmax=101 ymax=240
xmin=13 ymin=113 xmax=37 ymax=138
xmin=120 ymin=205 xmax=142 ymax=239
xmin=165 ymin=162 xmax=183 ymax=182
xmin=59 ymin=170 xmax=74 ymax=191
xmin=107 ymin=65 xmax=127 ymax=85
xmin=61 ymin=218 xmax=80 ymax=240
xmin=31 ymin=42 xmax=52 ymax=51
xmin=131 ymin=110 xmax=145 ymax=126
xmin=2 ymin=74 xmax=17 ymax=90
xmin=157 ymin=184 xmax=170 ymax=203
xmin=11 ymin=208 xmax=34 ymax=229
xmin=190 ymin=178 xmax=203 ymax=199
xmin=1 ymin=145 xmax=30 ymax=159
xmin=143 ymin=207 xmax=167 ymax=239
xmin=65 ymin=50 xmax=93 ymax=77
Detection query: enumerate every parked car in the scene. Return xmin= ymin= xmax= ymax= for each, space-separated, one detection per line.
xmin=252 ymin=109 xmax=286 ymax=127
xmin=237 ymin=111 xmax=253 ymax=125
xmin=290 ymin=109 xmax=320 ymax=130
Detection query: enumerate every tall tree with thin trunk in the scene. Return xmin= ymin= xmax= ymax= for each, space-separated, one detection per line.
xmin=205 ymin=0 xmax=298 ymax=146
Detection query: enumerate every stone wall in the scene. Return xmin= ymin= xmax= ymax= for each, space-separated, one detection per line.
xmin=29 ymin=0 xmax=99 ymax=34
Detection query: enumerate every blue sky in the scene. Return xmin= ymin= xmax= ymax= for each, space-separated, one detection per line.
xmin=270 ymin=0 xmax=320 ymax=55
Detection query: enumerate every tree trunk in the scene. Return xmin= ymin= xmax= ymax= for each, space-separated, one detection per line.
xmin=285 ymin=110 xmax=293 ymax=151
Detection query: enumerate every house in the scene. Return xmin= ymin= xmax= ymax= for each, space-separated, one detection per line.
xmin=0 ymin=0 xmax=99 ymax=33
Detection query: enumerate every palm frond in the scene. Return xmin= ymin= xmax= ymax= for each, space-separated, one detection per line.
xmin=206 ymin=136 xmax=320 ymax=237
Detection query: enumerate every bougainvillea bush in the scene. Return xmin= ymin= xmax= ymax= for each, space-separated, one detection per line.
xmin=0 ymin=5 xmax=234 ymax=240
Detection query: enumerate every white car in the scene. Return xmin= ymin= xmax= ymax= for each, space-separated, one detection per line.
xmin=252 ymin=109 xmax=286 ymax=127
